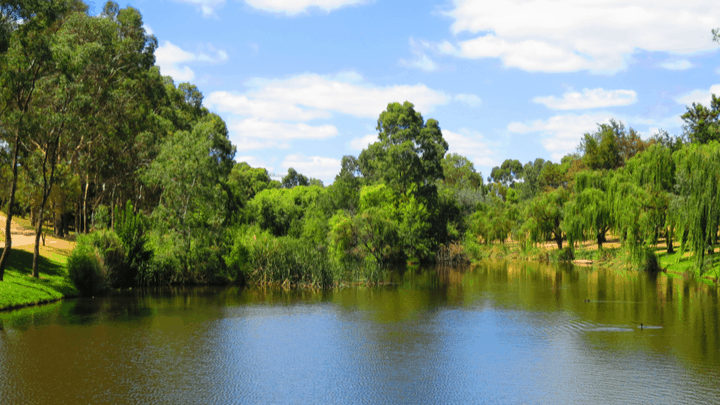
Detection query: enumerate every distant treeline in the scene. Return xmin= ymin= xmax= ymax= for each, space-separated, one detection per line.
xmin=1 ymin=1 xmax=719 ymax=291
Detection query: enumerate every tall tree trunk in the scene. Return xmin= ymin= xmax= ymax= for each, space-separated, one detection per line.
xmin=83 ymin=174 xmax=90 ymax=233
xmin=0 ymin=132 xmax=23 ymax=281
xmin=32 ymin=207 xmax=46 ymax=278
xmin=597 ymin=232 xmax=603 ymax=250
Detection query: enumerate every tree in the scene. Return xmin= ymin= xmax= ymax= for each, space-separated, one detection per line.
xmin=0 ymin=0 xmax=78 ymax=281
xmin=282 ymin=167 xmax=309 ymax=189
xmin=488 ymin=159 xmax=522 ymax=187
xmin=359 ymin=101 xmax=448 ymax=199
xmin=563 ymin=171 xmax=613 ymax=249
xmin=681 ymin=96 xmax=720 ymax=144
xmin=328 ymin=155 xmax=362 ymax=213
xmin=673 ymin=142 xmax=720 ymax=271
xmin=525 ymin=188 xmax=569 ymax=249
xmin=142 ymin=113 xmax=235 ymax=282
xmin=226 ymin=161 xmax=279 ymax=216
xmin=579 ymin=120 xmax=647 ymax=170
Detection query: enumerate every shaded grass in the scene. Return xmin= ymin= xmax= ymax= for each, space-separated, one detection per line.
xmin=0 ymin=245 xmax=79 ymax=311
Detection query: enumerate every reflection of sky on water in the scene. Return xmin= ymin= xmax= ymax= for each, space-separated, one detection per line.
xmin=1 ymin=262 xmax=720 ymax=403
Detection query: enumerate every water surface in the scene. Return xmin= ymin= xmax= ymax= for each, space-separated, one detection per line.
xmin=1 ymin=261 xmax=719 ymax=404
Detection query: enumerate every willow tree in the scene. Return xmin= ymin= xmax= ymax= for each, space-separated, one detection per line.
xmin=524 ymin=188 xmax=569 ymax=249
xmin=624 ymin=143 xmax=677 ymax=253
xmin=673 ymin=142 xmax=720 ymax=271
xmin=563 ymin=170 xmax=613 ymax=249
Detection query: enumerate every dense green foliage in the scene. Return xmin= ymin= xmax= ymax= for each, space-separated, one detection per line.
xmin=2 ymin=2 xmax=719 ymax=292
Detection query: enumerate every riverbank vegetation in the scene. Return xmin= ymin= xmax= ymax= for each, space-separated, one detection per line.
xmin=1 ymin=1 xmax=720 ymax=301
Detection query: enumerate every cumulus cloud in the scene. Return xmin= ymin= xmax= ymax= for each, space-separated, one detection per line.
xmin=454 ymin=94 xmax=482 ymax=107
xmin=439 ymin=0 xmax=719 ymax=73
xmin=229 ymin=119 xmax=338 ymax=141
xmin=400 ymin=37 xmax=439 ymax=72
xmin=172 ymin=0 xmax=226 ymax=16
xmin=508 ymin=113 xmax=615 ymax=161
xmin=676 ymin=84 xmax=720 ymax=106
xmin=155 ymin=41 xmax=228 ymax=82
xmin=660 ymin=60 xmax=694 ymax=70
xmin=281 ymin=154 xmax=342 ymax=181
xmin=533 ymin=88 xmax=637 ymax=110
xmin=236 ymin=156 xmax=274 ymax=173
xmin=205 ymin=72 xmax=451 ymax=121
xmin=349 ymin=134 xmax=378 ymax=151
xmin=443 ymin=129 xmax=499 ymax=169
xmin=244 ymin=0 xmax=368 ymax=15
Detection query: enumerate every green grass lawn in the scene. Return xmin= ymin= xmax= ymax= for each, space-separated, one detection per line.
xmin=0 ymin=246 xmax=79 ymax=311
xmin=656 ymin=248 xmax=720 ymax=281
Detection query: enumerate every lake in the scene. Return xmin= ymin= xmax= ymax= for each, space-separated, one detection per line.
xmin=1 ymin=260 xmax=719 ymax=404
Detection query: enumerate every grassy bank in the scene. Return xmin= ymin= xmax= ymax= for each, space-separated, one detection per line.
xmin=465 ymin=238 xmax=720 ymax=285
xmin=0 ymin=244 xmax=79 ymax=311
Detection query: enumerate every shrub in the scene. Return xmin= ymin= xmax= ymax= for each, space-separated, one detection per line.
xmin=69 ymin=231 xmax=129 ymax=292
xmin=550 ymin=246 xmax=575 ymax=262
xmin=68 ymin=243 xmax=108 ymax=295
xmin=114 ymin=201 xmax=151 ymax=286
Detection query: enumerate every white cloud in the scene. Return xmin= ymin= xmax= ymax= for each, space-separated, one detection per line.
xmin=400 ymin=53 xmax=438 ymax=72
xmin=229 ymin=118 xmax=338 ymax=141
xmin=173 ymin=0 xmax=225 ymax=16
xmin=236 ymin=156 xmax=274 ymax=173
xmin=508 ymin=113 xmax=614 ymax=161
xmin=281 ymin=154 xmax=342 ymax=181
xmin=454 ymin=94 xmax=482 ymax=107
xmin=143 ymin=24 xmax=154 ymax=35
xmin=400 ymin=37 xmax=439 ymax=72
xmin=245 ymin=0 xmax=368 ymax=15
xmin=440 ymin=0 xmax=719 ymax=73
xmin=676 ymin=84 xmax=720 ymax=106
xmin=443 ymin=129 xmax=499 ymax=169
xmin=533 ymin=88 xmax=637 ymax=110
xmin=349 ymin=134 xmax=377 ymax=151
xmin=205 ymin=72 xmax=450 ymax=121
xmin=156 ymin=41 xmax=228 ymax=82
xmin=660 ymin=60 xmax=694 ymax=70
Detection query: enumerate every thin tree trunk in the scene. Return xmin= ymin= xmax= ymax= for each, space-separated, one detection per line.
xmin=83 ymin=174 xmax=89 ymax=233
xmin=32 ymin=208 xmax=45 ymax=277
xmin=0 ymin=132 xmax=23 ymax=281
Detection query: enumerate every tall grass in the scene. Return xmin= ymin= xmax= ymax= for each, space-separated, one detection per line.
xmin=225 ymin=227 xmax=386 ymax=288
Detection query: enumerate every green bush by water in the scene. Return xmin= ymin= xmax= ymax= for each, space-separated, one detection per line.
xmin=68 ymin=230 xmax=130 ymax=294
xmin=68 ymin=243 xmax=108 ymax=295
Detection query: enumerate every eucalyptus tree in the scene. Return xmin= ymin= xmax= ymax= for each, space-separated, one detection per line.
xmin=359 ymin=101 xmax=448 ymax=199
xmin=0 ymin=0 xmax=78 ymax=280
xmin=438 ymin=153 xmax=484 ymax=217
xmin=282 ymin=168 xmax=309 ymax=189
xmin=681 ymin=95 xmax=720 ymax=144
xmin=142 ymin=113 xmax=235 ymax=282
xmin=488 ymin=159 xmax=522 ymax=188
xmin=358 ymin=101 xmax=449 ymax=257
xmin=66 ymin=2 xmax=159 ymax=233
xmin=328 ymin=155 xmax=362 ymax=213
xmin=516 ymin=158 xmax=547 ymax=201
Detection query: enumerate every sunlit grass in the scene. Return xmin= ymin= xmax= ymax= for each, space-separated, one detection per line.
xmin=0 ymin=245 xmax=79 ymax=311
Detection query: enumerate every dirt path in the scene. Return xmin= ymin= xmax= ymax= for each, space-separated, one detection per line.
xmin=0 ymin=214 xmax=74 ymax=250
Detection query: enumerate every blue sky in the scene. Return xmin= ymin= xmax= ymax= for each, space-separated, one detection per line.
xmin=111 ymin=0 xmax=718 ymax=183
